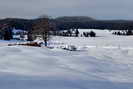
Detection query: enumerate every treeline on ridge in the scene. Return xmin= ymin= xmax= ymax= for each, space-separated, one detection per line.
xmin=0 ymin=16 xmax=133 ymax=31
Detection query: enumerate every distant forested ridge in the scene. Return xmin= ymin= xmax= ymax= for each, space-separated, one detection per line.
xmin=54 ymin=17 xmax=133 ymax=30
xmin=0 ymin=16 xmax=133 ymax=31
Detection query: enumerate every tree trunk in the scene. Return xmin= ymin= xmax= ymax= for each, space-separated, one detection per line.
xmin=27 ymin=32 xmax=33 ymax=41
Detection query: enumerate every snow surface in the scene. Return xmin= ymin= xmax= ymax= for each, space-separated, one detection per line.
xmin=0 ymin=30 xmax=133 ymax=89
xmin=51 ymin=30 xmax=133 ymax=49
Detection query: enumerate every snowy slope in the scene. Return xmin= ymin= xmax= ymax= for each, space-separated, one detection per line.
xmin=0 ymin=30 xmax=133 ymax=89
xmin=0 ymin=46 xmax=133 ymax=89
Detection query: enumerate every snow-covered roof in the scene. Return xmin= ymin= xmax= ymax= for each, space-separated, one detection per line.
xmin=12 ymin=28 xmax=27 ymax=34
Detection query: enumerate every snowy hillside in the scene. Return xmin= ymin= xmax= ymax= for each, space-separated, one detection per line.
xmin=0 ymin=30 xmax=133 ymax=89
xmin=0 ymin=46 xmax=133 ymax=89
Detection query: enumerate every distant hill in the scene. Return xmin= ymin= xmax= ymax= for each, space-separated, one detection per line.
xmin=55 ymin=17 xmax=133 ymax=30
xmin=0 ymin=17 xmax=133 ymax=31
xmin=0 ymin=18 xmax=33 ymax=30
xmin=55 ymin=16 xmax=95 ymax=22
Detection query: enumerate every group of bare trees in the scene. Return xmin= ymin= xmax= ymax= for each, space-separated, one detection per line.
xmin=28 ymin=16 xmax=51 ymax=46
xmin=57 ymin=29 xmax=96 ymax=37
xmin=82 ymin=31 xmax=96 ymax=37
xmin=57 ymin=29 xmax=79 ymax=37
xmin=112 ymin=30 xmax=133 ymax=36
xmin=0 ymin=15 xmax=52 ymax=46
xmin=0 ymin=24 xmax=13 ymax=40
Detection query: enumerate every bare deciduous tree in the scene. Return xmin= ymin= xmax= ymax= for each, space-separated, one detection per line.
xmin=31 ymin=17 xmax=51 ymax=46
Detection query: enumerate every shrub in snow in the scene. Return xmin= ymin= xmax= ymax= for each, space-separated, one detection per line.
xmin=4 ymin=29 xmax=13 ymax=40
xmin=112 ymin=30 xmax=133 ymax=36
xmin=83 ymin=32 xmax=90 ymax=37
xmin=75 ymin=29 xmax=79 ymax=37
xmin=90 ymin=31 xmax=96 ymax=37
xmin=126 ymin=30 xmax=133 ymax=35
xmin=63 ymin=45 xmax=77 ymax=51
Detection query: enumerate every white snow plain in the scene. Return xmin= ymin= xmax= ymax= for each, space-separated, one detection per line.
xmin=0 ymin=30 xmax=133 ymax=89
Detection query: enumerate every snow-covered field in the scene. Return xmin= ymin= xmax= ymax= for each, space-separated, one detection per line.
xmin=0 ymin=30 xmax=133 ymax=89
xmin=51 ymin=30 xmax=133 ymax=49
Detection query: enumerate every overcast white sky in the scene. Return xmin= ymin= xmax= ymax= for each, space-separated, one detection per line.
xmin=0 ymin=0 xmax=132 ymax=20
